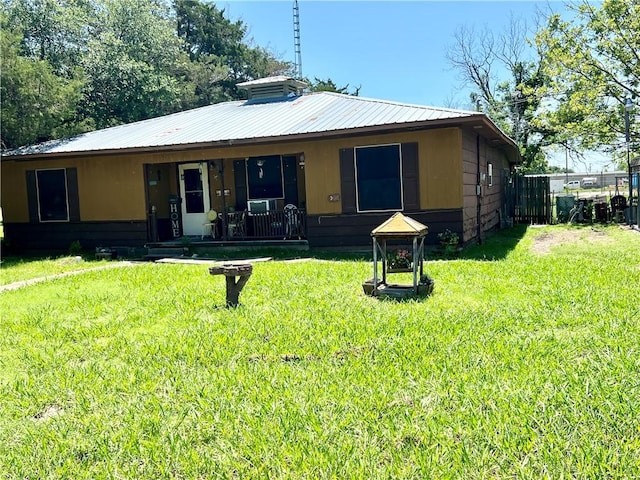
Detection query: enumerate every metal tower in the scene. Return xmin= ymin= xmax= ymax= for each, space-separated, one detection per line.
xmin=293 ymin=0 xmax=302 ymax=79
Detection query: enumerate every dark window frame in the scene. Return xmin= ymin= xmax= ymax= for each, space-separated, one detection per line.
xmin=36 ymin=168 xmax=70 ymax=222
xmin=354 ymin=143 xmax=404 ymax=213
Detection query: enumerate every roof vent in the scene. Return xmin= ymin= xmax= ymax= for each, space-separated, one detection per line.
xmin=237 ymin=76 xmax=307 ymax=101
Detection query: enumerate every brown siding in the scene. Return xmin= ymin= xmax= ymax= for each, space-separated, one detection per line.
xmin=461 ymin=129 xmax=479 ymax=243
xmin=3 ymin=221 xmax=147 ymax=250
xmin=461 ymin=128 xmax=512 ymax=244
xmin=306 ymin=210 xmax=463 ymax=248
xmin=482 ymin=143 xmax=510 ymax=233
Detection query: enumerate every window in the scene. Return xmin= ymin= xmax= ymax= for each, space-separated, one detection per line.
xmin=488 ymin=163 xmax=493 ymax=187
xmin=247 ymin=155 xmax=284 ymax=199
xmin=182 ymin=167 xmax=205 ymax=213
xmin=36 ymin=169 xmax=69 ymax=222
xmin=355 ymin=144 xmax=403 ymax=212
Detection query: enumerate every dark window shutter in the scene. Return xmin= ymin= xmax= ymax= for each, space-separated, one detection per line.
xmin=26 ymin=170 xmax=39 ymax=223
xmin=283 ymin=155 xmax=298 ymax=206
xmin=233 ymin=159 xmax=247 ymax=210
xmin=401 ymin=142 xmax=419 ymax=211
xmin=66 ymin=167 xmax=80 ymax=221
xmin=339 ymin=148 xmax=356 ymax=213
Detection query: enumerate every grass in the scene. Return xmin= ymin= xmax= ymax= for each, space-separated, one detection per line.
xmin=0 ymin=255 xmax=115 ymax=286
xmin=1 ymin=224 xmax=639 ymax=478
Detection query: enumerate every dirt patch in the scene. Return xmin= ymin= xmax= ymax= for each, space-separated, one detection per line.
xmin=33 ymin=403 xmax=64 ymax=421
xmin=531 ymin=228 xmax=612 ymax=255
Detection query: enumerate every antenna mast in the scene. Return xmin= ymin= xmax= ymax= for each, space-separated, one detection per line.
xmin=293 ymin=0 xmax=302 ymax=79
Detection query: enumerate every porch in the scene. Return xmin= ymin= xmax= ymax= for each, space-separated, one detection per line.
xmin=145 ymin=154 xmax=306 ymax=243
xmin=149 ymin=207 xmax=307 ymax=243
xmin=144 ymin=236 xmax=309 ymax=260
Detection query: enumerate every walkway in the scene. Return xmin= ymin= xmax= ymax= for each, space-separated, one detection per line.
xmin=0 ymin=261 xmax=139 ymax=292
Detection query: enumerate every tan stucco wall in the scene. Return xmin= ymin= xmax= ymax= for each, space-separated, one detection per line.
xmin=80 ymin=156 xmax=146 ymax=220
xmin=1 ymin=156 xmax=146 ymax=222
xmin=1 ymin=161 xmax=29 ymax=222
xmin=1 ymin=127 xmax=464 ymax=222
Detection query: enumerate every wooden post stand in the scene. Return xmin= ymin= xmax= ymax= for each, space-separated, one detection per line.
xmin=209 ymin=263 xmax=253 ymax=307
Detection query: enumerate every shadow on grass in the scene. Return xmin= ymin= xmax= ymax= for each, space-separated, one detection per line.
xmin=0 ymin=251 xmax=99 ymax=268
xmin=0 ymin=225 xmax=530 ymax=267
xmin=457 ymin=224 xmax=528 ymax=261
xmin=305 ymin=225 xmax=529 ymax=263
xmin=261 ymin=225 xmax=529 ymax=263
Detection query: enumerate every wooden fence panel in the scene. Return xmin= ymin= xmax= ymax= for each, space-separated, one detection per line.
xmin=507 ymin=175 xmax=551 ymax=224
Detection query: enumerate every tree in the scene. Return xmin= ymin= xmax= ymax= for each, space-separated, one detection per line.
xmin=174 ymin=0 xmax=290 ymax=105
xmin=446 ymin=18 xmax=552 ymax=173
xmin=0 ymin=21 xmax=85 ymax=149
xmin=305 ymin=77 xmax=360 ymax=96
xmin=4 ymin=0 xmax=94 ymax=77
xmin=80 ymin=0 xmax=189 ymax=128
xmin=535 ymin=0 xmax=639 ymax=159
xmin=0 ymin=0 xmax=322 ymax=148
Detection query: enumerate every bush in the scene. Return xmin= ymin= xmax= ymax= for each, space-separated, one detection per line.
xmin=68 ymin=240 xmax=82 ymax=255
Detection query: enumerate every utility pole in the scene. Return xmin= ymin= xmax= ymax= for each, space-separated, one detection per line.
xmin=624 ymin=98 xmax=633 ymax=211
xmin=565 ymin=146 xmax=569 ymax=185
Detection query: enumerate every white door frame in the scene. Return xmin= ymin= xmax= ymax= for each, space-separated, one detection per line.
xmin=178 ymin=163 xmax=210 ymax=236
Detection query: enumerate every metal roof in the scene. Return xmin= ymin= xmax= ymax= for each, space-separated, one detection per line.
xmin=3 ymin=91 xmax=515 ymax=158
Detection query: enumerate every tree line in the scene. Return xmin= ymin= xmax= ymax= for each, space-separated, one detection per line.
xmin=2 ymin=0 xmax=638 ymax=174
xmin=447 ymin=0 xmax=638 ymax=172
xmin=1 ymin=0 xmax=294 ymax=150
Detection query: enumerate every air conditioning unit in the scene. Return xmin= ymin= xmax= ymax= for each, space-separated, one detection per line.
xmin=247 ymin=199 xmax=274 ymax=215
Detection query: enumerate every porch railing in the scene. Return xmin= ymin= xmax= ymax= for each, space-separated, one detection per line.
xmin=226 ymin=208 xmax=306 ymax=240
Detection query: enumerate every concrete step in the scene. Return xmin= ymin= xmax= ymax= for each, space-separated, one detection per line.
xmin=144 ymin=247 xmax=189 ymax=260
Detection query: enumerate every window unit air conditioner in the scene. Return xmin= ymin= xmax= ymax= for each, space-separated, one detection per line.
xmin=247 ymin=199 xmax=272 ymax=215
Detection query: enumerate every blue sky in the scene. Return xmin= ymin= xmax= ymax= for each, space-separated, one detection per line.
xmin=221 ymin=1 xmax=611 ymax=171
xmin=221 ymin=0 xmax=558 ymax=107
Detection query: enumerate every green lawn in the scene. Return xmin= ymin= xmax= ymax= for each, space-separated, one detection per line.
xmin=1 ymin=225 xmax=639 ymax=478
xmin=0 ymin=255 xmax=118 ymax=286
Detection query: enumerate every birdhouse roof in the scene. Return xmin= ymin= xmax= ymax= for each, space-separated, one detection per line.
xmin=371 ymin=212 xmax=428 ymax=238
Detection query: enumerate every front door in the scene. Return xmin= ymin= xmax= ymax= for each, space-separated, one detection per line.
xmin=178 ymin=163 xmax=210 ymax=236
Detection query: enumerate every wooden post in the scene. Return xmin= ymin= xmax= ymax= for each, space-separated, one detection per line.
xmin=209 ymin=263 xmax=253 ymax=307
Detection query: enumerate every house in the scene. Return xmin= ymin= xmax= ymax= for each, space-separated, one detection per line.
xmin=0 ymin=76 xmax=519 ymax=251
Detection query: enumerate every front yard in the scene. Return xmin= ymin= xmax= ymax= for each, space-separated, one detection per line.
xmin=1 ymin=225 xmax=638 ymax=478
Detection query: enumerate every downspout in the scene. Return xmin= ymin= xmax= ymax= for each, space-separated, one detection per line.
xmin=476 ymin=135 xmax=482 ymax=244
